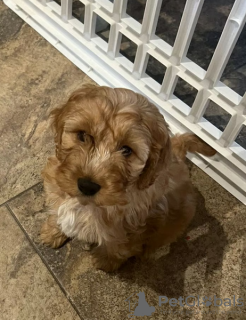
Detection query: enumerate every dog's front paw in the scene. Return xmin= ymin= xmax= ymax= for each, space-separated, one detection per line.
xmin=40 ymin=216 xmax=68 ymax=249
xmin=91 ymin=246 xmax=126 ymax=272
xmin=92 ymin=254 xmax=124 ymax=272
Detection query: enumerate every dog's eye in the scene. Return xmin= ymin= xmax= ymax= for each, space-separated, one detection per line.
xmin=120 ymin=146 xmax=132 ymax=157
xmin=77 ymin=131 xmax=86 ymax=142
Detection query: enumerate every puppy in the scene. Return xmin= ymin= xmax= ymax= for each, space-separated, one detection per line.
xmin=40 ymin=84 xmax=215 ymax=272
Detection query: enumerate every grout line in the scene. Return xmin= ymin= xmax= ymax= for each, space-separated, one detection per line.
xmin=5 ymin=203 xmax=84 ymax=320
xmin=0 ymin=182 xmax=43 ymax=208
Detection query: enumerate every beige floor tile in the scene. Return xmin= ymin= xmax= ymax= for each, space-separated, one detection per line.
xmin=7 ymin=166 xmax=246 ymax=319
xmin=0 ymin=2 xmax=87 ymax=204
xmin=0 ymin=206 xmax=80 ymax=320
xmin=2 ymin=2 xmax=246 ymax=320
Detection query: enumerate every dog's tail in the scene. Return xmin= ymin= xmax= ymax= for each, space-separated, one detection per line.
xmin=171 ymin=133 xmax=216 ymax=161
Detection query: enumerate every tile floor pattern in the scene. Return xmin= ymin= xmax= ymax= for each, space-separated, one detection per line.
xmin=1 ymin=1 xmax=246 ymax=319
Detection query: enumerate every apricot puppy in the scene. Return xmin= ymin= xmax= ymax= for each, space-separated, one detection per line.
xmin=41 ymin=84 xmax=215 ymax=272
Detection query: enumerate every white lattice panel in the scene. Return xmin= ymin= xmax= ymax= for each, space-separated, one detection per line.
xmin=4 ymin=0 xmax=246 ymax=204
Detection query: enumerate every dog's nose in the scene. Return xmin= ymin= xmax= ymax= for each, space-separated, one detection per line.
xmin=77 ymin=178 xmax=101 ymax=196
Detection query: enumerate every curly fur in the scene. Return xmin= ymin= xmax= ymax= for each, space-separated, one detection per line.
xmin=40 ymin=84 xmax=216 ymax=272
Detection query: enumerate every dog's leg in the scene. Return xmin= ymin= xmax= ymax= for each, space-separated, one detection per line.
xmin=143 ymin=183 xmax=196 ymax=258
xmin=143 ymin=212 xmax=192 ymax=258
xmin=92 ymin=239 xmax=144 ymax=272
xmin=40 ymin=214 xmax=68 ymax=248
xmin=92 ymin=243 xmax=128 ymax=272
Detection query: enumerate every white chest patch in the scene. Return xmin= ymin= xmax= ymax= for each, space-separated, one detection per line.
xmin=56 ymin=188 xmax=168 ymax=246
xmin=57 ymin=198 xmax=100 ymax=244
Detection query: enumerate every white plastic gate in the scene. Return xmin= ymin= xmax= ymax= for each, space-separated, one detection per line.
xmin=4 ymin=0 xmax=246 ymax=204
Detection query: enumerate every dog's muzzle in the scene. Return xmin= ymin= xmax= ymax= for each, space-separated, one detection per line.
xmin=77 ymin=178 xmax=101 ymax=196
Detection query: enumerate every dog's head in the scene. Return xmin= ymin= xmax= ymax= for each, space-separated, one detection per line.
xmin=50 ymin=84 xmax=170 ymax=206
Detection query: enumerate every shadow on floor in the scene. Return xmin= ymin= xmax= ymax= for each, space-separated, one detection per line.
xmin=116 ymin=188 xmax=228 ymax=299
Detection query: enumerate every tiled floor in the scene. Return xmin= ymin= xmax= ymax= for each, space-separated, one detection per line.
xmin=1 ymin=1 xmax=246 ymax=320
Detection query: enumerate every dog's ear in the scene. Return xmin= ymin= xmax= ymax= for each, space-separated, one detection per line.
xmin=49 ymin=106 xmax=65 ymax=159
xmin=137 ymin=108 xmax=171 ymax=190
xmin=49 ymin=84 xmax=99 ymax=158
